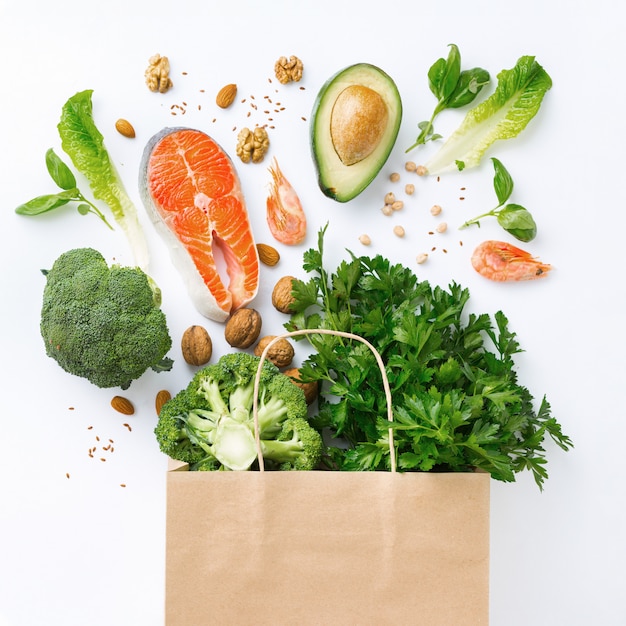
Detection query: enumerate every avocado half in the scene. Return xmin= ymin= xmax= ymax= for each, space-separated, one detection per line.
xmin=310 ymin=63 xmax=402 ymax=203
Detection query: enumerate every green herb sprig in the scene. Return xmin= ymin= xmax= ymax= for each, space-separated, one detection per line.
xmin=460 ymin=157 xmax=537 ymax=242
xmin=15 ymin=148 xmax=113 ymax=229
xmin=406 ymin=44 xmax=490 ymax=152
xmin=286 ymin=226 xmax=572 ymax=489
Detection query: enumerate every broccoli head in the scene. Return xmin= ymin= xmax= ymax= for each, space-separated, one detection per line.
xmin=40 ymin=247 xmax=173 ymax=389
xmin=154 ymin=352 xmax=323 ymax=471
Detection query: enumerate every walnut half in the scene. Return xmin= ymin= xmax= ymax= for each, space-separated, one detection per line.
xmin=236 ymin=127 xmax=270 ymax=164
xmin=145 ymin=54 xmax=173 ymax=93
xmin=274 ymin=55 xmax=303 ymax=84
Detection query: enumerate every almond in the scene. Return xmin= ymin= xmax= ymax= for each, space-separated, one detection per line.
xmin=155 ymin=389 xmax=172 ymax=415
xmin=115 ymin=118 xmax=136 ymax=138
xmin=256 ymin=243 xmax=280 ymax=266
xmin=111 ymin=395 xmax=135 ymax=415
xmin=216 ymin=83 xmax=237 ymax=109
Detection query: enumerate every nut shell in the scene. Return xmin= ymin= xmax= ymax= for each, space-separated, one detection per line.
xmin=181 ymin=325 xmax=213 ymax=366
xmin=272 ymin=276 xmax=297 ymax=313
xmin=283 ymin=367 xmax=318 ymax=404
xmin=254 ymin=335 xmax=295 ymax=368
xmin=225 ymin=308 xmax=262 ymax=349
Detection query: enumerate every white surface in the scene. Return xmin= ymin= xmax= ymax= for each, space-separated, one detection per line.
xmin=0 ymin=1 xmax=624 ymax=624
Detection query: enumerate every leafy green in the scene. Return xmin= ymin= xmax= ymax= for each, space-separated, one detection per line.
xmin=285 ymin=226 xmax=572 ymax=489
xmin=460 ymin=158 xmax=538 ymax=242
xmin=406 ymin=44 xmax=490 ymax=151
xmin=58 ymin=89 xmax=149 ymax=269
xmin=15 ymin=148 xmax=113 ymax=228
xmin=423 ymin=56 xmax=552 ymax=175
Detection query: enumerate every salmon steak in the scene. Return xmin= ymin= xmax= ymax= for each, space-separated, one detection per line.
xmin=139 ymin=127 xmax=260 ymax=322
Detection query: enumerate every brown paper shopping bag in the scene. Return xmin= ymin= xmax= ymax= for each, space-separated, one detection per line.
xmin=164 ymin=331 xmax=490 ymax=626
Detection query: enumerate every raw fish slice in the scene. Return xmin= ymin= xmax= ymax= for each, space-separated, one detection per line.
xmin=140 ymin=127 xmax=259 ymax=322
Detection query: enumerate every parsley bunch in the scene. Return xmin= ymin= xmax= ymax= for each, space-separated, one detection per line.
xmin=286 ymin=226 xmax=572 ymax=489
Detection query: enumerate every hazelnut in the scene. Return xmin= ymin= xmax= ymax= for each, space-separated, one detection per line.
xmin=283 ymin=367 xmax=319 ymax=405
xmin=224 ymin=308 xmax=262 ymax=349
xmin=181 ymin=325 xmax=213 ymax=366
xmin=272 ymin=276 xmax=297 ymax=314
xmin=254 ymin=335 xmax=295 ymax=368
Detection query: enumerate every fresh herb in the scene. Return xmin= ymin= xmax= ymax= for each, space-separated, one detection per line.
xmin=58 ymin=89 xmax=149 ymax=270
xmin=460 ymin=158 xmax=537 ymax=242
xmin=423 ymin=56 xmax=552 ymax=175
xmin=15 ymin=148 xmax=113 ymax=229
xmin=286 ymin=226 xmax=572 ymax=489
xmin=406 ymin=44 xmax=489 ymax=152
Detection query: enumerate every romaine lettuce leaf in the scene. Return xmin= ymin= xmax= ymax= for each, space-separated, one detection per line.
xmin=423 ymin=56 xmax=552 ymax=175
xmin=58 ymin=89 xmax=149 ymax=269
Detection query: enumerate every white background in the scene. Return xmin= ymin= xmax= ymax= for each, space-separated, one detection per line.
xmin=1 ymin=0 xmax=624 ymax=624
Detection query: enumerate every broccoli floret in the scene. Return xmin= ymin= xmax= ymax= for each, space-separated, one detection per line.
xmin=154 ymin=352 xmax=323 ymax=471
xmin=40 ymin=248 xmax=172 ymax=389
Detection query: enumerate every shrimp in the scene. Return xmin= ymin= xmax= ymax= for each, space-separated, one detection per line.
xmin=266 ymin=157 xmax=307 ymax=245
xmin=471 ymin=240 xmax=552 ymax=282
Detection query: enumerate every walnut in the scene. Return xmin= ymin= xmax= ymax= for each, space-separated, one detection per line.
xmin=272 ymin=276 xmax=297 ymax=314
xmin=274 ymin=55 xmax=303 ymax=84
xmin=224 ymin=308 xmax=262 ymax=349
xmin=254 ymin=335 xmax=294 ymax=368
xmin=283 ymin=367 xmax=318 ymax=405
xmin=145 ymin=54 xmax=173 ymax=93
xmin=236 ymin=127 xmax=270 ymax=164
xmin=181 ymin=325 xmax=213 ymax=366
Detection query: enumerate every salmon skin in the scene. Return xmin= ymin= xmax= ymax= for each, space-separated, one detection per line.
xmin=139 ymin=127 xmax=260 ymax=322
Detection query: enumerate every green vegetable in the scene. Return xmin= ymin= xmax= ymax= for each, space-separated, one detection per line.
xmin=155 ymin=352 xmax=323 ymax=471
xmin=285 ymin=226 xmax=572 ymax=489
xmin=422 ymin=56 xmax=552 ymax=175
xmin=58 ymin=89 xmax=149 ymax=269
xmin=406 ymin=44 xmax=489 ymax=152
xmin=40 ymin=247 xmax=172 ymax=390
xmin=460 ymin=158 xmax=537 ymax=242
xmin=15 ymin=148 xmax=114 ymax=228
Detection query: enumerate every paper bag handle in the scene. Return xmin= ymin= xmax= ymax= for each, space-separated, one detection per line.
xmin=253 ymin=329 xmax=396 ymax=473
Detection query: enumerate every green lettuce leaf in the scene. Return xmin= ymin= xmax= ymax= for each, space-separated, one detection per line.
xmin=58 ymin=89 xmax=149 ymax=269
xmin=423 ymin=56 xmax=552 ymax=175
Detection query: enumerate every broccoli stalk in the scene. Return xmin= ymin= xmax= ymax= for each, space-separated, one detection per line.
xmin=155 ymin=352 xmax=323 ymax=471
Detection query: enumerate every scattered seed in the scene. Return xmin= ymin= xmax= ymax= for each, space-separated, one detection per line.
xmin=123 ymin=423 xmax=132 ymax=432
xmin=95 ymin=436 xmax=100 ymax=442
xmin=459 ymin=197 xmax=465 ymax=201
xmin=87 ymin=425 xmax=93 ymax=430
xmin=430 ymin=204 xmax=442 ymax=216
xmin=68 ymin=407 xmax=75 ymax=411
xmin=443 ymin=249 xmax=448 ymax=253
xmin=100 ymin=458 xmax=106 ymax=462
xmin=436 ymin=222 xmax=448 ymax=233
xmin=393 ymin=225 xmax=405 ymax=238
xmin=459 ymin=240 xmax=464 ymax=246
xmin=66 ymin=473 xmax=70 ymax=479
xmin=120 ymin=484 xmax=127 ymax=488
xmin=405 ymin=183 xmax=415 ymax=195
xmin=416 ymin=253 xmax=428 ymax=264
xmin=359 ymin=234 xmax=372 ymax=245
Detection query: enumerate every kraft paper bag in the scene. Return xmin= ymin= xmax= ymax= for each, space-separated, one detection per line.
xmin=164 ymin=465 xmax=490 ymax=625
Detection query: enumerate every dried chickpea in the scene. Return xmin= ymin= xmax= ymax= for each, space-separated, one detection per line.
xmin=436 ymin=222 xmax=448 ymax=233
xmin=384 ymin=192 xmax=395 ymax=205
xmin=416 ymin=253 xmax=429 ymax=264
xmin=389 ymin=172 xmax=401 ymax=182
xmin=405 ymin=183 xmax=415 ymax=195
xmin=393 ymin=225 xmax=405 ymax=238
xmin=430 ymin=204 xmax=442 ymax=216
xmin=359 ymin=234 xmax=372 ymax=245
xmin=391 ymin=200 xmax=404 ymax=211
xmin=416 ymin=165 xmax=427 ymax=176
xmin=381 ymin=205 xmax=393 ymax=216
xmin=405 ymin=161 xmax=417 ymax=172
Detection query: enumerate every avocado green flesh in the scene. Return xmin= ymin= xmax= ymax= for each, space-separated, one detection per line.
xmin=311 ymin=63 xmax=402 ymax=202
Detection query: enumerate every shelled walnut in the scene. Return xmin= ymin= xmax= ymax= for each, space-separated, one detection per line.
xmin=274 ymin=55 xmax=303 ymax=84
xmin=236 ymin=126 xmax=270 ymax=163
xmin=145 ymin=53 xmax=173 ymax=93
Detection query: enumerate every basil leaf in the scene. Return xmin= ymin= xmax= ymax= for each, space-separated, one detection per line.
xmin=45 ymin=148 xmax=76 ymax=190
xmin=15 ymin=191 xmax=76 ymax=215
xmin=447 ymin=67 xmax=490 ymax=109
xmin=428 ymin=44 xmax=461 ymax=101
xmin=492 ymin=157 xmax=514 ymax=206
xmin=497 ymin=203 xmax=537 ymax=242
xmin=427 ymin=57 xmax=448 ymax=99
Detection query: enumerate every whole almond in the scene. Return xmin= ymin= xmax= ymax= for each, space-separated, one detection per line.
xmin=111 ymin=395 xmax=135 ymax=415
xmin=115 ymin=118 xmax=136 ymax=138
xmin=155 ymin=389 xmax=172 ymax=415
xmin=256 ymin=243 xmax=280 ymax=266
xmin=216 ymin=83 xmax=237 ymax=109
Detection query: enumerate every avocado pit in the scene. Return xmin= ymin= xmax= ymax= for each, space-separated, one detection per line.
xmin=330 ymin=85 xmax=388 ymax=166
